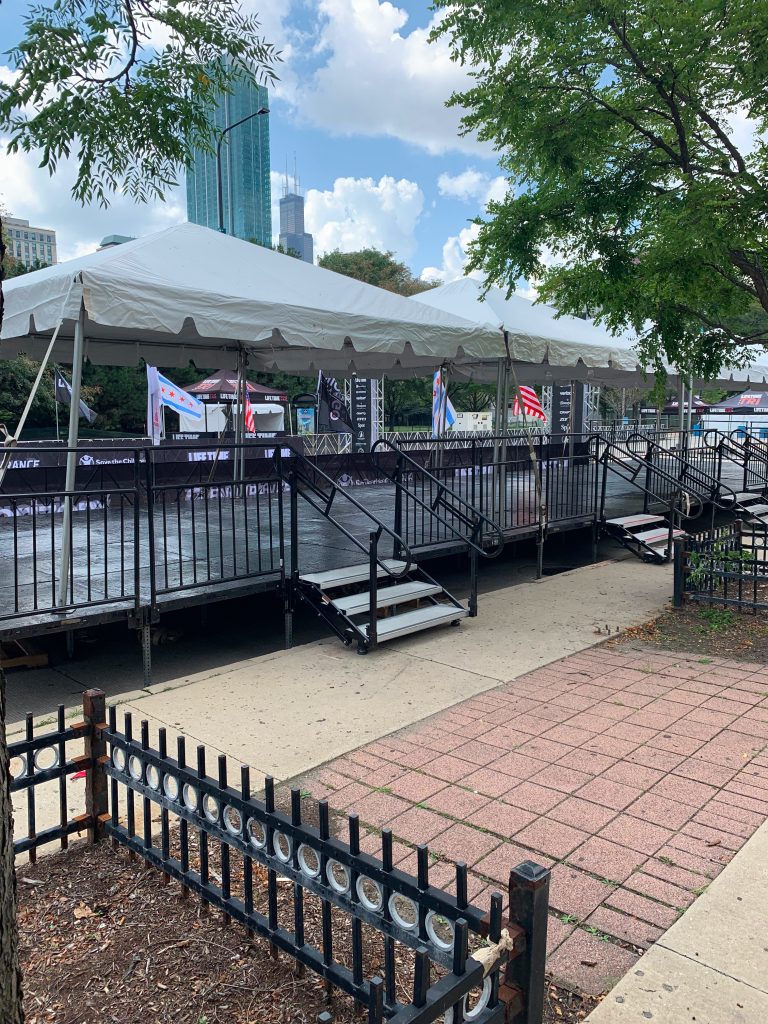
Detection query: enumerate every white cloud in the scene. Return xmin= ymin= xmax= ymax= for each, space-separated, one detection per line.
xmin=305 ymin=175 xmax=424 ymax=259
xmin=288 ymin=0 xmax=488 ymax=157
xmin=0 ymin=132 xmax=185 ymax=260
xmin=437 ymin=169 xmax=507 ymax=205
xmin=421 ymin=222 xmax=482 ymax=284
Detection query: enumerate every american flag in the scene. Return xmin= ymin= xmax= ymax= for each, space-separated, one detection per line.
xmin=513 ymin=385 xmax=547 ymax=423
xmin=244 ymin=392 xmax=255 ymax=433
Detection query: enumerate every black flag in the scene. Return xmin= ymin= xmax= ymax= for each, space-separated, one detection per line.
xmin=316 ymin=371 xmax=353 ymax=433
xmin=54 ymin=368 xmax=98 ymax=425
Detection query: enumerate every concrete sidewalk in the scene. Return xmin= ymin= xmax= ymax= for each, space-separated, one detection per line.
xmin=586 ymin=819 xmax=768 ymax=1023
xmin=10 ymin=557 xmax=671 ymax=858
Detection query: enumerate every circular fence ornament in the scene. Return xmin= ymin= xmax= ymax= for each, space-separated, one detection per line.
xmin=223 ymin=805 xmax=243 ymax=836
xmin=163 ymin=774 xmax=179 ymax=801
xmin=33 ymin=746 xmax=59 ymax=772
xmin=443 ymin=979 xmax=492 ymax=1024
xmin=9 ymin=755 xmax=27 ymax=781
xmin=298 ymin=844 xmax=321 ymax=878
xmin=356 ymin=875 xmax=384 ymax=913
xmin=388 ymin=892 xmax=419 ymax=931
xmin=425 ymin=910 xmax=455 ymax=951
xmin=273 ymin=831 xmax=292 ymax=863
xmin=112 ymin=747 xmax=127 ymax=772
xmin=326 ymin=860 xmax=351 ymax=895
xmin=247 ymin=818 xmax=267 ymax=849
xmin=203 ymin=794 xmax=220 ymax=824
xmin=146 ymin=764 xmax=161 ymax=791
xmin=128 ymin=755 xmax=144 ymax=782
xmin=182 ymin=783 xmax=199 ymax=812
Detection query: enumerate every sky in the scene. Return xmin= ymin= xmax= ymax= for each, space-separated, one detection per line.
xmin=0 ymin=0 xmax=508 ymax=282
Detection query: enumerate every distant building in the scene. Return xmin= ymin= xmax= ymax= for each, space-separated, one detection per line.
xmin=98 ymin=234 xmax=135 ymax=250
xmin=4 ymin=216 xmax=57 ymax=266
xmin=186 ymin=78 xmax=271 ymax=246
xmin=278 ymin=168 xmax=313 ymax=263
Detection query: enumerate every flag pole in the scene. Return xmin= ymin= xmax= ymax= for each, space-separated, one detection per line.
xmin=53 ymin=366 xmax=60 ymax=441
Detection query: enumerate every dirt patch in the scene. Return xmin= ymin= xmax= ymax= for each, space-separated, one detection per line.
xmin=614 ymin=601 xmax=768 ymax=661
xmin=17 ymin=840 xmax=596 ymax=1024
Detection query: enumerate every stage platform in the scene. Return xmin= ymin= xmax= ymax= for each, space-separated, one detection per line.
xmin=0 ymin=451 xmax=747 ymax=643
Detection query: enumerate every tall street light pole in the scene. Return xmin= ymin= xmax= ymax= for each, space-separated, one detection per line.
xmin=216 ymin=106 xmax=269 ymax=234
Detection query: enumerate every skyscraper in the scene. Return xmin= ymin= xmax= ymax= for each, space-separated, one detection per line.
xmin=186 ymin=79 xmax=271 ymax=246
xmin=279 ymin=167 xmax=314 ymax=264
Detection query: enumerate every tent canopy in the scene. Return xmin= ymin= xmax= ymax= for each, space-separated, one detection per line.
xmin=187 ymin=370 xmax=288 ymax=403
xmin=412 ymin=278 xmax=768 ymax=388
xmin=0 ymin=223 xmax=506 ymax=380
xmin=707 ymin=389 xmax=768 ymax=412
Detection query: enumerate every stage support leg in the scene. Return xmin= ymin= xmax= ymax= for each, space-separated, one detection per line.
xmin=140 ymin=613 xmax=152 ymax=688
xmin=65 ymin=630 xmax=75 ymax=660
xmin=58 ymin=304 xmax=86 ymax=608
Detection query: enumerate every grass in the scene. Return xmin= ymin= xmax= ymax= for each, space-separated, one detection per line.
xmin=698 ymin=609 xmax=736 ymax=633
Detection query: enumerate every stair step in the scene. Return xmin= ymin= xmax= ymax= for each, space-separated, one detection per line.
xmin=332 ymin=582 xmax=442 ymax=616
xmin=606 ymin=514 xmax=665 ymax=528
xmin=634 ymin=528 xmax=687 ymax=545
xmin=732 ymin=492 xmax=764 ymax=503
xmin=362 ymin=604 xmax=469 ymax=643
xmin=300 ymin=560 xmax=409 ymax=589
xmin=744 ymin=504 xmax=768 ymax=517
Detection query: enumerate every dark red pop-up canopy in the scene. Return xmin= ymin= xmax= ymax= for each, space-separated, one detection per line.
xmin=187 ymin=370 xmax=288 ymax=404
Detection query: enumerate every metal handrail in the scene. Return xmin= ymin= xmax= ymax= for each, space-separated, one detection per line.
xmin=625 ymin=431 xmax=736 ymax=511
xmin=283 ymin=447 xmax=414 ymax=580
xmin=370 ymin=437 xmax=506 ymax=558
xmin=590 ymin=434 xmax=705 ymax=522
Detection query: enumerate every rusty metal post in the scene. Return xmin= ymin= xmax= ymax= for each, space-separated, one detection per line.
xmin=507 ymin=861 xmax=550 ymax=1024
xmin=82 ymin=689 xmax=108 ymax=843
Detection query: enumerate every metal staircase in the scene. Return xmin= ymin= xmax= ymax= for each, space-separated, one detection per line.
xmin=282 ymin=448 xmax=493 ymax=654
xmin=592 ymin=433 xmax=732 ymax=563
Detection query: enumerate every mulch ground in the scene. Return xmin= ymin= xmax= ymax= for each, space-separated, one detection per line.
xmin=17 ymin=840 xmax=598 ymax=1024
xmin=617 ymin=601 xmax=768 ymax=661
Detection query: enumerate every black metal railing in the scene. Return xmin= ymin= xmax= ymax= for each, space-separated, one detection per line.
xmin=9 ymin=689 xmax=551 ymax=1024
xmin=8 ymin=690 xmax=104 ymax=858
xmin=674 ymin=520 xmax=768 ymax=612
xmin=148 ymin=443 xmax=286 ymax=602
xmin=0 ymin=445 xmax=144 ymax=623
xmin=703 ymin=430 xmax=768 ymax=494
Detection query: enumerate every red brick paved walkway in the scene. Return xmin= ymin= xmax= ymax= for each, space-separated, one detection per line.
xmin=299 ymin=646 xmax=768 ymax=995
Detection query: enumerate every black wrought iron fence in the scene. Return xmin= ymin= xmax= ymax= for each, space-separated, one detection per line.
xmin=673 ymin=520 xmax=768 ymax=612
xmin=9 ymin=689 xmax=550 ymax=1024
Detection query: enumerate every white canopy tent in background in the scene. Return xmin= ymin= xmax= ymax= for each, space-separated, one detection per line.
xmin=178 ymin=402 xmax=284 ymax=434
xmin=412 ymin=278 xmax=768 ymax=391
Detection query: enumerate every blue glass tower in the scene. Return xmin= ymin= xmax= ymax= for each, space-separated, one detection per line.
xmin=186 ymin=80 xmax=271 ymax=245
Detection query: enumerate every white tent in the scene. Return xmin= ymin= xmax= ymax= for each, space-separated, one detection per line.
xmin=412 ymin=278 xmax=768 ymax=389
xmin=0 ymin=223 xmax=506 ymax=379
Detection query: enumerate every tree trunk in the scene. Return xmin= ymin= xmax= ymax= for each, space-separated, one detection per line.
xmin=0 ymin=669 xmax=24 ymax=1023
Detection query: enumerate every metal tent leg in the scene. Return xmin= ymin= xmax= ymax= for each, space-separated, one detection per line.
xmin=139 ymin=612 xmax=152 ymax=688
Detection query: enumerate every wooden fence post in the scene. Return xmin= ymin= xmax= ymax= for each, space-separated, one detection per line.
xmin=82 ymin=689 xmax=108 ymax=843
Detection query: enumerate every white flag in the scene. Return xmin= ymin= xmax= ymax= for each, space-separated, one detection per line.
xmin=146 ymin=365 xmax=164 ymax=445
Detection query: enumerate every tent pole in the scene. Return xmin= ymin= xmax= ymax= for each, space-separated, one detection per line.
xmin=58 ymin=303 xmax=86 ymax=608
xmin=678 ymin=373 xmax=686 ymax=437
xmin=241 ymin=351 xmax=249 ymax=483
xmin=687 ymin=372 xmax=694 ymax=437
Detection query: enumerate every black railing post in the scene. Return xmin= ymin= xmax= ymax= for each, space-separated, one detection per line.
xmin=507 ymin=861 xmax=550 ymax=1024
xmin=393 ymin=454 xmax=404 ymax=559
xmin=367 ymin=530 xmax=378 ymax=652
xmin=672 ymin=536 xmax=686 ymax=606
xmin=83 ymin=688 xmax=108 ymax=843
xmin=143 ymin=449 xmax=157 ymax=613
xmin=132 ymin=449 xmax=141 ymax=616
xmin=469 ymin=537 xmax=479 ymax=617
xmin=287 ymin=464 xmax=299 ymax=648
